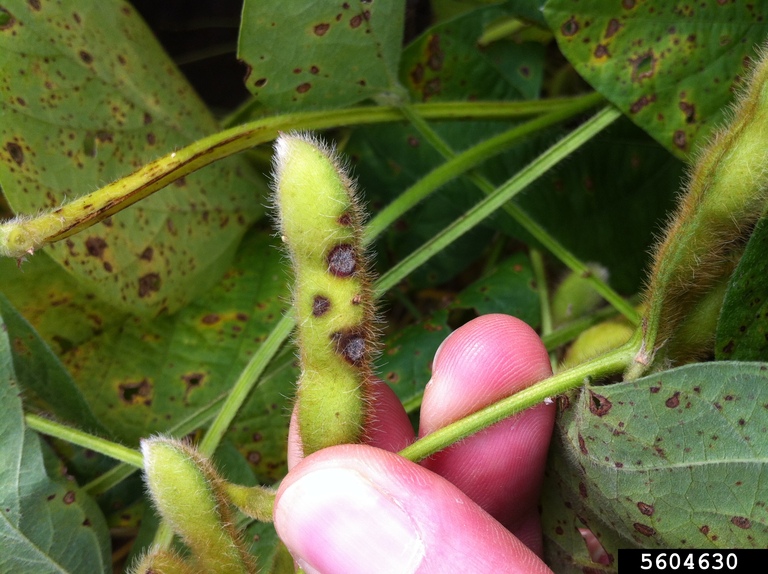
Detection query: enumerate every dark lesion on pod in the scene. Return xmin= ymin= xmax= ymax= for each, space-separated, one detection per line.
xmin=327 ymin=244 xmax=357 ymax=277
xmin=331 ymin=329 xmax=366 ymax=366
xmin=312 ymin=295 xmax=331 ymax=317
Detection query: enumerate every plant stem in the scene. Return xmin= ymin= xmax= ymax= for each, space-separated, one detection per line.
xmin=0 ymin=98 xmax=595 ymax=258
xmin=399 ymin=102 xmax=639 ymax=325
xmin=376 ymin=106 xmax=622 ymax=296
xmin=530 ymin=248 xmax=558 ymax=371
xmin=25 ymin=414 xmax=143 ymax=467
xmin=197 ymin=314 xmax=294 ymax=458
xmin=398 ymin=334 xmax=640 ymax=462
xmin=364 ymin=94 xmax=604 ymax=244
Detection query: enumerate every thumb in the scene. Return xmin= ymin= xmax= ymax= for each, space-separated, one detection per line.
xmin=274 ymin=444 xmax=552 ymax=574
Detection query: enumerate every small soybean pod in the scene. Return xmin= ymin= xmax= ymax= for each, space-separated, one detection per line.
xmin=272 ymin=133 xmax=376 ymax=456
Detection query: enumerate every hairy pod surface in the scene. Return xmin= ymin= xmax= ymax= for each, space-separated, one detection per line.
xmin=639 ymin=46 xmax=768 ymax=370
xmin=272 ymin=133 xmax=376 ymax=456
xmin=140 ymin=437 xmax=256 ymax=574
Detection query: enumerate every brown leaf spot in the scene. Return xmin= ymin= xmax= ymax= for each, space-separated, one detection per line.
xmin=731 ymin=516 xmax=751 ymax=529
xmin=589 ymin=390 xmax=612 ymax=416
xmin=700 ymin=525 xmax=710 ymax=535
xmin=119 ymin=379 xmax=152 ymax=404
xmin=623 ymin=0 xmax=636 ymax=8
xmin=27 ymin=0 xmax=41 ymax=11
xmin=254 ymin=77 xmax=267 ymax=88
xmin=5 ymin=142 xmax=23 ymax=165
xmin=386 ymin=372 xmax=399 ymax=383
xmin=201 ymin=314 xmax=220 ymax=325
xmin=332 ymin=329 xmax=366 ymax=365
xmin=578 ymin=432 xmax=588 ymax=455
xmin=605 ymin=18 xmax=622 ymax=38
xmin=312 ymin=295 xmax=331 ymax=317
xmin=637 ymin=502 xmax=654 ymax=516
xmin=350 ymin=14 xmax=362 ymax=28
xmin=630 ymin=50 xmax=656 ymax=82
xmin=310 ymin=65 xmax=319 ymax=74
xmin=579 ymin=482 xmax=588 ymax=498
xmin=594 ymin=44 xmax=609 ymax=58
xmin=630 ymin=94 xmax=655 ymax=113
xmin=327 ymin=244 xmax=357 ymax=277
xmin=85 ymin=236 xmax=107 ymax=258
xmin=182 ymin=373 xmax=205 ymax=390
xmin=633 ymin=523 xmax=655 ymax=536
xmin=561 ymin=16 xmax=579 ymax=36
xmin=673 ymin=130 xmax=687 ymax=149
xmin=410 ymin=63 xmax=424 ymax=84
xmin=138 ymin=273 xmax=161 ymax=297
xmin=140 ymin=247 xmax=153 ymax=261
xmin=338 ymin=212 xmax=353 ymax=226
xmin=63 ymin=491 xmax=76 ymax=504
xmin=0 ymin=8 xmax=15 ymax=29
xmin=427 ymin=35 xmax=443 ymax=71
xmin=665 ymin=391 xmax=680 ymax=408
xmin=296 ymin=82 xmax=311 ymax=93
xmin=314 ymin=23 xmax=330 ymax=36
xmin=79 ymin=50 xmax=93 ymax=64
xmin=650 ymin=384 xmax=661 ymax=393
xmin=247 ymin=451 xmax=261 ymax=464
xmin=679 ymin=101 xmax=696 ymax=123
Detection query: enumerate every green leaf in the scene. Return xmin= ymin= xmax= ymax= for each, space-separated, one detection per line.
xmin=544 ymin=361 xmax=768 ymax=570
xmin=61 ymin=230 xmax=290 ymax=447
xmin=238 ymin=0 xmax=406 ymax=111
xmin=514 ymin=118 xmax=682 ymax=294
xmin=715 ymin=215 xmax=768 ymax=361
xmin=380 ymin=309 xmax=451 ymax=410
xmin=543 ymin=0 xmax=767 ymax=159
xmin=0 ymin=0 xmax=264 ymax=316
xmin=0 ymin=293 xmax=106 ymax=434
xmin=450 ymin=252 xmax=539 ymax=326
xmin=0 ymin=306 xmax=110 ymax=574
xmin=401 ymin=2 xmax=545 ymax=102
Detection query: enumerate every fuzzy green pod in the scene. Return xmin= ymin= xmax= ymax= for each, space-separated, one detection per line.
xmin=272 ymin=133 xmax=376 ymax=456
xmin=131 ymin=549 xmax=197 ymax=574
xmin=636 ymin=46 xmax=768 ymax=373
xmin=140 ymin=437 xmax=257 ymax=574
xmin=551 ymin=263 xmax=608 ymax=326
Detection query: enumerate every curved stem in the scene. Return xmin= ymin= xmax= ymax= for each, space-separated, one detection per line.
xmin=398 ymin=333 xmax=640 ymax=463
xmin=25 ymin=414 xmax=143 ymax=467
xmin=1 ymin=97 xmax=596 ymax=258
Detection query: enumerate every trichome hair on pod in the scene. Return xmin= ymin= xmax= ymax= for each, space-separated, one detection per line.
xmin=638 ymin=44 xmax=768 ymax=370
xmin=139 ymin=437 xmax=257 ymax=574
xmin=271 ymin=132 xmax=377 ymax=456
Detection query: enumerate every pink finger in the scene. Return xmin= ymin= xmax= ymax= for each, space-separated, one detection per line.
xmin=418 ymin=314 xmax=555 ymax=553
xmin=274 ymin=444 xmax=553 ymax=574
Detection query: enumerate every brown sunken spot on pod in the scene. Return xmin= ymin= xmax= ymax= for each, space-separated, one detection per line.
xmin=313 ymin=295 xmax=331 ymax=317
xmin=327 ymin=244 xmax=357 ymax=277
xmin=332 ymin=330 xmax=366 ymax=365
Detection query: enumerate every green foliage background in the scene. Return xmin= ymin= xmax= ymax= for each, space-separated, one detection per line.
xmin=1 ymin=1 xmax=767 ymax=572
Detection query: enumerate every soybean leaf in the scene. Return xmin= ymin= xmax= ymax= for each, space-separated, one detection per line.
xmin=450 ymin=252 xmax=539 ymax=326
xmin=1 ymin=228 xmax=293 ymax=481
xmin=543 ymin=361 xmax=768 ymax=572
xmin=715 ymin=215 xmax=768 ymax=361
xmin=0 ymin=293 xmax=106 ymax=434
xmin=543 ymin=0 xmax=767 ymax=159
xmin=512 ymin=118 xmax=682 ymax=294
xmin=238 ymin=0 xmax=406 ymax=111
xmin=380 ymin=309 xmax=451 ymax=410
xmin=0 ymin=306 xmax=110 ymax=574
xmin=401 ymin=1 xmax=545 ymax=102
xmin=0 ymin=0 xmax=264 ymax=316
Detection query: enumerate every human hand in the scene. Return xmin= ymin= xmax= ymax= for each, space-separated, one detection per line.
xmin=274 ymin=314 xmax=556 ymax=573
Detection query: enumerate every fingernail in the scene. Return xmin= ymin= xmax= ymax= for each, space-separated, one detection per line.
xmin=275 ymin=467 xmax=425 ymax=574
